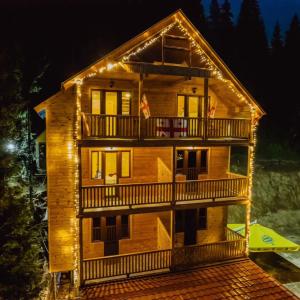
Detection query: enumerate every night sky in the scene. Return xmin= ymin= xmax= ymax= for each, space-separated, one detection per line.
xmin=203 ymin=0 xmax=300 ymax=38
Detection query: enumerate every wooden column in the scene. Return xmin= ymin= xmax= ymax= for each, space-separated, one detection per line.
xmin=203 ymin=77 xmax=209 ymax=140
xmin=171 ymin=146 xmax=176 ymax=270
xmin=138 ymin=73 xmax=144 ymax=140
xmin=79 ymin=217 xmax=83 ymax=287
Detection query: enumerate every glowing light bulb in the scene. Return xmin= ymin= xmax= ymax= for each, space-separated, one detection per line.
xmin=6 ymin=142 xmax=15 ymax=152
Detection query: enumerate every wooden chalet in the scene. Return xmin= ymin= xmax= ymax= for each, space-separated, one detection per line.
xmin=35 ymin=10 xmax=265 ymax=291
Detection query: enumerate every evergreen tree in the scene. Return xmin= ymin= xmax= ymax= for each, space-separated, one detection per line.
xmin=271 ymin=22 xmax=283 ymax=57
xmin=208 ymin=0 xmax=221 ymax=51
xmin=0 ymin=48 xmax=45 ymax=299
xmin=219 ymin=0 xmax=235 ymax=65
xmin=236 ymin=0 xmax=269 ymax=98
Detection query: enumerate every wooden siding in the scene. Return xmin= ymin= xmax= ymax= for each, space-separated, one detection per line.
xmin=45 ymin=89 xmax=77 ymax=272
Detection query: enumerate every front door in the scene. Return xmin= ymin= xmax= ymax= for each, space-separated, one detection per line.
xmin=105 ymin=152 xmax=118 ymax=199
xmin=104 ymin=216 xmax=118 ymax=256
xmin=105 ymin=91 xmax=118 ymax=136
xmin=184 ymin=209 xmax=197 ymax=246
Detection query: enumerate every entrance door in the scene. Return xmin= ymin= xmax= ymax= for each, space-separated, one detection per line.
xmin=184 ymin=209 xmax=197 ymax=246
xmin=104 ymin=216 xmax=118 ymax=256
xmin=187 ymin=151 xmax=198 ymax=180
xmin=105 ymin=91 xmax=118 ymax=136
xmin=188 ymin=96 xmax=199 ymax=136
xmin=105 ymin=152 xmax=118 ymax=199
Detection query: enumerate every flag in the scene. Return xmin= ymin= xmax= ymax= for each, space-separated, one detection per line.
xmin=156 ymin=118 xmax=188 ymax=137
xmin=208 ymin=98 xmax=217 ymax=118
xmin=140 ymin=93 xmax=151 ymax=119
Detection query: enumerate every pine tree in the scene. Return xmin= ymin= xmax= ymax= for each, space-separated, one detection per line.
xmin=271 ymin=22 xmax=283 ymax=57
xmin=236 ymin=0 xmax=269 ymax=98
xmin=0 ymin=48 xmax=45 ymax=299
xmin=219 ymin=0 xmax=235 ymax=65
xmin=208 ymin=0 xmax=221 ymax=51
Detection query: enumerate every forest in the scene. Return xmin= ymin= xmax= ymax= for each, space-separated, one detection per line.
xmin=1 ymin=0 xmax=300 ymax=298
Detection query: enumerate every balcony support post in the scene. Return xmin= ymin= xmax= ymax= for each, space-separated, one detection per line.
xmin=138 ymin=73 xmax=144 ymax=140
xmin=171 ymin=145 xmax=176 ymax=270
xmin=203 ymin=77 xmax=209 ymax=140
xmin=79 ymin=217 xmax=83 ymax=287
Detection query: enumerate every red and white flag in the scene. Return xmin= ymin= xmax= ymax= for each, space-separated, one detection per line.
xmin=208 ymin=98 xmax=217 ymax=118
xmin=140 ymin=93 xmax=151 ymax=119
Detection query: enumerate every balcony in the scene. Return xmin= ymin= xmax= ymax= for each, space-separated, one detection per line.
xmin=81 ymin=228 xmax=245 ymax=284
xmin=80 ymin=176 xmax=248 ymax=212
xmin=81 ymin=114 xmax=251 ymax=141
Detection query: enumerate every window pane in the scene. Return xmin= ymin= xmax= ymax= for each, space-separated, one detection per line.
xmin=92 ymin=217 xmax=101 ymax=241
xmin=105 ymin=91 xmax=118 ymax=115
xmin=121 ymin=215 xmax=129 ymax=239
xmin=175 ymin=210 xmax=184 ymax=233
xmin=188 ymin=151 xmax=197 ymax=168
xmin=188 ymin=96 xmax=198 ymax=117
xmin=122 ymin=92 xmax=131 ymax=115
xmin=177 ymin=95 xmax=185 ymax=117
xmin=121 ymin=151 xmax=130 ymax=177
xmin=176 ymin=150 xmax=184 ymax=171
xmin=198 ymin=208 xmax=207 ymax=230
xmin=91 ymin=151 xmax=101 ymax=179
xmin=121 ymin=215 xmax=129 ymax=225
xmin=200 ymin=150 xmax=208 ymax=173
xmin=92 ymin=90 xmax=101 ymax=114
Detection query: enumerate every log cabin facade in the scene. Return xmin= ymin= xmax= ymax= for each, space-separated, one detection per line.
xmin=35 ymin=10 xmax=265 ymax=289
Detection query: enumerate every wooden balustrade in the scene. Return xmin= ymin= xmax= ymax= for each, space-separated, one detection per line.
xmin=175 ymin=177 xmax=248 ymax=202
xmin=172 ymin=238 xmax=246 ymax=268
xmin=82 ymin=236 xmax=245 ymax=282
xmin=81 ymin=178 xmax=248 ymax=210
xmin=81 ymin=114 xmax=251 ymax=140
xmin=82 ymin=249 xmax=171 ymax=282
xmin=206 ymin=118 xmax=250 ymax=139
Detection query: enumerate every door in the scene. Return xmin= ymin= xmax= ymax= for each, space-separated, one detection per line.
xmin=105 ymin=152 xmax=118 ymax=199
xmin=184 ymin=209 xmax=197 ymax=246
xmin=104 ymin=216 xmax=118 ymax=256
xmin=105 ymin=91 xmax=118 ymax=136
xmin=188 ymin=96 xmax=199 ymax=136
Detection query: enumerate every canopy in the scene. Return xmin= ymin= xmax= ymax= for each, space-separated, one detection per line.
xmin=228 ymin=223 xmax=300 ymax=252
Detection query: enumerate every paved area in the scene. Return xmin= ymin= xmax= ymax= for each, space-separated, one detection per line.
xmin=81 ymin=259 xmax=299 ymax=299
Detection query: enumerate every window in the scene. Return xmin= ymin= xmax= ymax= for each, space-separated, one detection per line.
xmin=92 ymin=217 xmax=101 ymax=241
xmin=121 ymin=92 xmax=131 ymax=115
xmin=121 ymin=215 xmax=130 ymax=239
xmin=198 ymin=208 xmax=207 ymax=230
xmin=200 ymin=150 xmax=208 ymax=174
xmin=121 ymin=151 xmax=130 ymax=178
xmin=175 ymin=210 xmax=184 ymax=233
xmin=177 ymin=95 xmax=185 ymax=117
xmin=91 ymin=151 xmax=102 ymax=179
xmin=91 ymin=90 xmax=101 ymax=114
xmin=176 ymin=150 xmax=184 ymax=171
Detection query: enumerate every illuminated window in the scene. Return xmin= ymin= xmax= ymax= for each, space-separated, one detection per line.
xmin=91 ymin=90 xmax=101 ymax=114
xmin=91 ymin=151 xmax=102 ymax=179
xmin=122 ymin=92 xmax=131 ymax=115
xmin=121 ymin=151 xmax=130 ymax=178
xmin=177 ymin=95 xmax=185 ymax=117
xmin=188 ymin=96 xmax=199 ymax=118
xmin=198 ymin=208 xmax=207 ymax=230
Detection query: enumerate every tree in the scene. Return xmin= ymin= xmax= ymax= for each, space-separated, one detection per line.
xmin=271 ymin=22 xmax=283 ymax=57
xmin=235 ymin=0 xmax=269 ymax=98
xmin=219 ymin=0 xmax=235 ymax=65
xmin=0 ymin=48 xmax=45 ymax=299
xmin=208 ymin=0 xmax=221 ymax=51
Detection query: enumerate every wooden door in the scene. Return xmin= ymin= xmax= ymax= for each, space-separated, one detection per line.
xmin=105 ymin=152 xmax=118 ymax=198
xmin=184 ymin=209 xmax=197 ymax=246
xmin=104 ymin=216 xmax=118 ymax=256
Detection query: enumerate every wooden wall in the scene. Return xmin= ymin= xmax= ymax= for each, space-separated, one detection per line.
xmin=81 ymin=147 xmax=172 ymax=186
xmin=208 ymin=147 xmax=230 ymax=179
xmin=80 ymin=77 xmax=251 ymax=119
xmin=45 ymin=89 xmax=77 ymax=272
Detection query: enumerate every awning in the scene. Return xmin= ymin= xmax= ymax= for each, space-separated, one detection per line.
xmin=228 ymin=223 xmax=300 ymax=252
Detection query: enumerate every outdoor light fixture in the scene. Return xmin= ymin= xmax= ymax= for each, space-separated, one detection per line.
xmin=6 ymin=142 xmax=16 ymax=152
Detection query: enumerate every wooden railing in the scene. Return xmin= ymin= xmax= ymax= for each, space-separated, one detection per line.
xmin=173 ymin=236 xmax=246 ymax=268
xmin=81 ymin=114 xmax=251 ymax=140
xmin=81 ymin=182 xmax=173 ymax=209
xmin=175 ymin=177 xmax=248 ymax=202
xmin=82 ymin=249 xmax=171 ymax=282
xmin=81 ymin=177 xmax=248 ymax=210
xmin=206 ymin=118 xmax=250 ymax=139
xmin=82 ymin=234 xmax=245 ymax=282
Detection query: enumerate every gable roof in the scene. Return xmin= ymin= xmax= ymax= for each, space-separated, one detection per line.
xmin=39 ymin=10 xmax=265 ymax=117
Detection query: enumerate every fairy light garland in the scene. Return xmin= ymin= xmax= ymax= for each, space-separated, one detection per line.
xmin=73 ymin=80 xmax=82 ymax=289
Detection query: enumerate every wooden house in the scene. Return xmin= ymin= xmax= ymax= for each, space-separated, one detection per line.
xmin=35 ymin=10 xmax=265 ymax=289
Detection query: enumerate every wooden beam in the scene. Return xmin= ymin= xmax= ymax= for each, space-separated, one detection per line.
xmin=203 ymin=78 xmax=209 ymax=140
xmin=126 ymin=62 xmax=211 ymax=78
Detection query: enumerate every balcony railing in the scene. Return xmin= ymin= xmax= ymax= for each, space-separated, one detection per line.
xmin=81 ymin=114 xmax=251 ymax=140
xmin=81 ymin=230 xmax=245 ymax=283
xmin=81 ymin=177 xmax=248 ymax=210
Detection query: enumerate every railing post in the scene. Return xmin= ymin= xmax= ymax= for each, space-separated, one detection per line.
xmin=138 ymin=73 xmax=144 ymax=140
xmin=203 ymin=77 xmax=209 ymax=140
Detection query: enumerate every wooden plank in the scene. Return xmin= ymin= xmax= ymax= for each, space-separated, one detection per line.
xmin=126 ymin=62 xmax=211 ymax=78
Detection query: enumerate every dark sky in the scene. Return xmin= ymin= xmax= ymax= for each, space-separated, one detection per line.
xmin=203 ymin=0 xmax=300 ymax=38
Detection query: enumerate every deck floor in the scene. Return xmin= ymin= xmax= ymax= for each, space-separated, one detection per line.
xmin=81 ymin=259 xmax=299 ymax=299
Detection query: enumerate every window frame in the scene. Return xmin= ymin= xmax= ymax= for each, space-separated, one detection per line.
xmin=119 ymin=150 xmax=131 ymax=178
xmin=91 ymin=151 xmax=102 ymax=180
xmin=91 ymin=217 xmax=102 ymax=242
